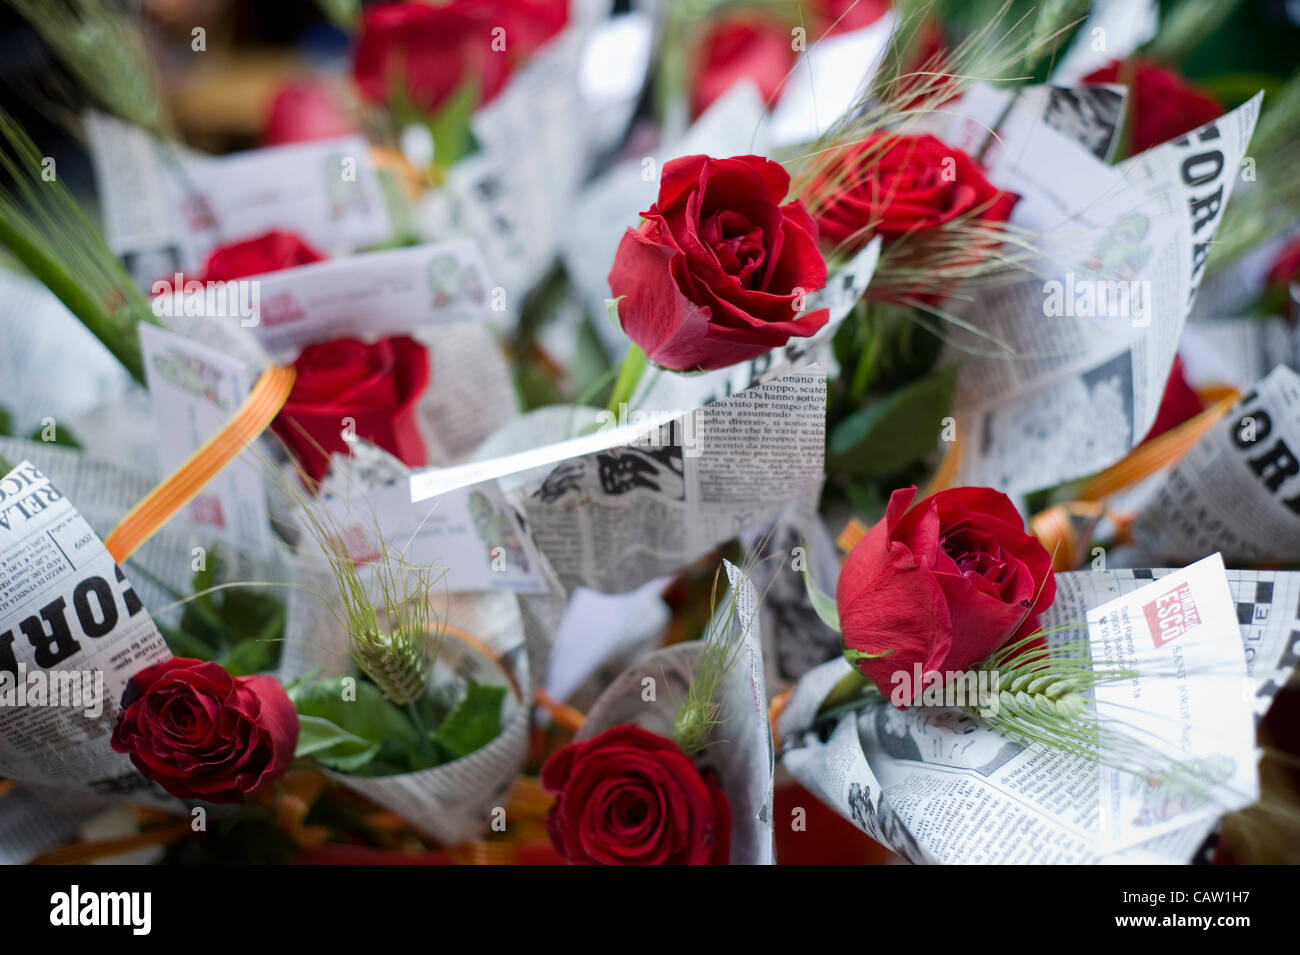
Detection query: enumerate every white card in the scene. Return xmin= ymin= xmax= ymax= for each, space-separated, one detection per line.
xmin=137 ymin=323 xmax=273 ymax=558
xmin=1090 ymin=553 xmax=1257 ymax=852
xmin=310 ymin=480 xmax=548 ymax=596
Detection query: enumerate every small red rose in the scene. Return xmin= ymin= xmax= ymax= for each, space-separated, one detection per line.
xmin=1140 ymin=355 xmax=1203 ymax=445
xmin=111 ymin=658 xmax=298 ymax=803
xmin=813 ymin=133 xmax=1017 ymax=250
xmin=837 ymin=486 xmax=1056 ymax=701
xmin=608 ymin=153 xmax=828 ymax=372
xmin=1265 ymin=236 xmax=1300 ymax=323
xmin=353 ymin=0 xmax=567 ymax=114
xmin=814 ymin=0 xmax=889 ymax=35
xmin=262 ymin=80 xmax=355 ymax=147
xmin=272 ymin=336 xmax=431 ymax=484
xmin=541 ymin=723 xmax=731 ymax=865
xmin=1083 ymin=59 xmax=1221 ymax=155
xmin=197 ymin=230 xmax=327 ymax=282
xmin=691 ymin=17 xmax=795 ymax=118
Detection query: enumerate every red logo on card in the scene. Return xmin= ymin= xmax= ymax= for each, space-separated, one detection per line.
xmin=1142 ymin=582 xmax=1201 ymax=648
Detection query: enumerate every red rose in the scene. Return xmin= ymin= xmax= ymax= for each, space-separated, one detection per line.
xmin=272 ymin=336 xmax=431 ymax=483
xmin=1265 ymin=237 xmax=1300 ymax=323
xmin=691 ymin=17 xmax=795 ymax=118
xmin=1083 ymin=59 xmax=1221 ymax=155
xmin=1140 ymin=355 xmax=1202 ymax=444
xmin=608 ymin=154 xmax=828 ymax=372
xmin=1267 ymin=238 xmax=1300 ymax=289
xmin=262 ymin=80 xmax=355 ymax=147
xmin=814 ymin=0 xmax=889 ymax=35
xmin=837 ymin=486 xmax=1056 ymax=701
xmin=814 ymin=133 xmax=1018 ymax=249
xmin=197 ymin=231 xmax=327 ymax=282
xmin=111 ymin=658 xmax=298 ymax=803
xmin=353 ymin=0 xmax=567 ymax=114
xmin=541 ymin=724 xmax=731 ymax=865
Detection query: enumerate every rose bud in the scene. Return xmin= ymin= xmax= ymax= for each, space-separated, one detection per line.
xmin=111 ymin=658 xmax=298 ymax=803
xmin=541 ymin=724 xmax=731 ymax=865
xmin=272 ymin=336 xmax=431 ymax=484
xmin=813 ymin=133 xmax=1017 ymax=250
xmin=1083 ymin=59 xmax=1221 ymax=156
xmin=837 ymin=486 xmax=1056 ymax=702
xmin=608 ymin=153 xmax=829 ymax=372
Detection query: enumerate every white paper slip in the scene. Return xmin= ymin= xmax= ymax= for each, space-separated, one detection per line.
xmin=309 ymin=480 xmax=549 ymax=596
xmin=1090 ymin=553 xmax=1257 ymax=853
xmin=763 ymin=15 xmax=894 ymax=147
xmin=137 ymin=324 xmax=273 ymax=559
xmin=86 ymin=113 xmax=392 ymax=282
xmin=243 ymin=241 xmax=496 ymax=358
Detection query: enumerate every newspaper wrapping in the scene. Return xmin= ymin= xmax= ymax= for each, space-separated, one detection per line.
xmin=323 ymin=584 xmax=566 ymax=846
xmin=276 ymin=467 xmax=567 ymax=845
xmin=0 ymin=460 xmax=172 ymax=795
xmin=413 ymin=364 xmax=830 ymax=594
xmin=575 ymin=562 xmax=774 ymax=863
xmin=779 ymin=560 xmax=1298 ymax=863
xmin=939 ymin=88 xmax=1261 ymax=494
xmin=1134 ymin=363 xmax=1300 ymax=563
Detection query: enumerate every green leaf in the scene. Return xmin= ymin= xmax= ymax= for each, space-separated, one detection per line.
xmin=433 ymin=682 xmax=505 ymax=760
xmin=294 ymin=714 xmax=382 ymax=772
xmin=844 ymin=648 xmax=893 ymax=662
xmin=605 ymin=296 xmax=625 ymax=329
xmin=815 ymin=667 xmax=878 ymax=720
xmin=828 ymin=365 xmax=958 ymax=478
xmin=296 ymin=678 xmax=425 ymax=772
xmin=417 ymin=79 xmax=479 ymax=173
xmin=801 ymin=550 xmax=840 ymax=633
xmin=605 ymin=342 xmax=647 ymax=415
xmin=178 ymin=553 xmax=284 ymax=669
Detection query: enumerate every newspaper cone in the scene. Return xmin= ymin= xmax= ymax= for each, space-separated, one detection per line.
xmin=0 ymin=460 xmax=172 ymax=797
xmin=780 ymin=563 xmax=1300 ymax=863
xmin=575 ymin=563 xmax=775 ymax=864
xmin=319 ymin=587 xmax=563 ymax=847
xmin=1134 ymin=364 xmax=1300 ymax=563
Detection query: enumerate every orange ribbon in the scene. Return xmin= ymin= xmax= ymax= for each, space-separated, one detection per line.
xmin=104 ymin=366 xmax=295 ymax=564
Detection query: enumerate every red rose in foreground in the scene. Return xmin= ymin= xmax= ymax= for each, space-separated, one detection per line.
xmin=608 ymin=154 xmax=828 ymax=371
xmin=262 ymin=81 xmax=355 ymax=146
xmin=111 ymin=658 xmax=297 ymax=803
xmin=691 ymin=18 xmax=794 ymax=117
xmin=542 ymin=724 xmax=731 ymax=865
xmin=814 ymin=133 xmax=1017 ymax=249
xmin=353 ymin=0 xmax=567 ymax=114
xmin=272 ymin=336 xmax=431 ymax=483
xmin=197 ymin=231 xmax=327 ymax=282
xmin=1083 ymin=59 xmax=1221 ymax=155
xmin=837 ymin=487 xmax=1056 ymax=701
